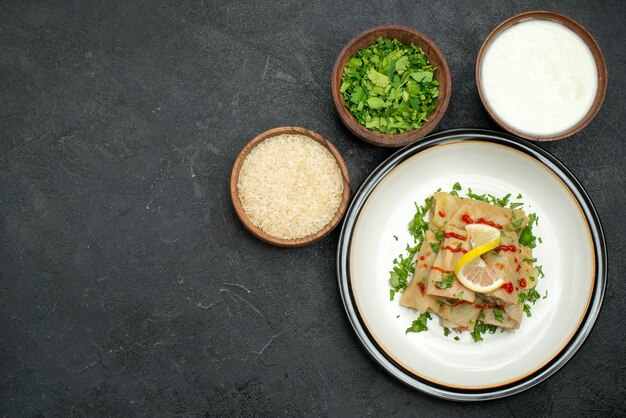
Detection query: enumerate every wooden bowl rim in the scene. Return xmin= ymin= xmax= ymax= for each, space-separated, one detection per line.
xmin=331 ymin=25 xmax=452 ymax=148
xmin=476 ymin=10 xmax=608 ymax=142
xmin=230 ymin=126 xmax=351 ymax=248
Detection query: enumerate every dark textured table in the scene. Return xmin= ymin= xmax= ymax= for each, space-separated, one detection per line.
xmin=1 ymin=0 xmax=625 ymax=416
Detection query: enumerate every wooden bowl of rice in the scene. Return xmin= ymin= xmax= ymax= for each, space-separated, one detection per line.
xmin=230 ymin=126 xmax=350 ymax=247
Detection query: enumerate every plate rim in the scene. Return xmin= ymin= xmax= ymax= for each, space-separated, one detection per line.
xmin=336 ymin=128 xmax=607 ymax=401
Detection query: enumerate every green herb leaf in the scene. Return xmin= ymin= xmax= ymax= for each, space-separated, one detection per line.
xmin=523 ymin=303 xmax=532 ymax=317
xmin=430 ymin=242 xmax=440 ymax=253
xmin=527 ymin=288 xmax=541 ymax=304
xmin=493 ymin=307 xmax=505 ymax=322
xmin=454 ymin=336 xmax=460 ymax=341
xmin=443 ymin=327 xmax=451 ymax=337
xmin=434 ymin=273 xmax=454 ymax=289
xmin=340 ymin=39 xmax=439 ymax=134
xmin=406 ymin=312 xmax=432 ymax=334
xmin=511 ymin=219 xmax=524 ymax=228
xmin=450 ymin=182 xmax=462 ymax=196
xmin=466 ymin=188 xmax=489 ymax=203
xmin=509 ymin=202 xmax=524 ymax=209
xmin=536 ymin=265 xmax=545 ymax=278
xmin=435 ymin=229 xmax=444 ymax=241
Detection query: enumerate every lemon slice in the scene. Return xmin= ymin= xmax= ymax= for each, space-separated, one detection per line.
xmin=454 ymin=224 xmax=504 ymax=293
xmin=456 ymin=257 xmax=505 ymax=293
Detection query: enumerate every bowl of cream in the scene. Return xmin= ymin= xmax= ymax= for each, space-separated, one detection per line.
xmin=477 ymin=11 xmax=607 ymax=141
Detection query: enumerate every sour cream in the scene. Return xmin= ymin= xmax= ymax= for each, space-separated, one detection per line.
xmin=480 ymin=19 xmax=598 ymax=137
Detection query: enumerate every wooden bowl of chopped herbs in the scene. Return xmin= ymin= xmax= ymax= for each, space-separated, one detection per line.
xmin=332 ymin=25 xmax=451 ymax=147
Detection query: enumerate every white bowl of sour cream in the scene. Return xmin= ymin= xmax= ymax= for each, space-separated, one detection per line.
xmin=477 ymin=11 xmax=607 ymax=141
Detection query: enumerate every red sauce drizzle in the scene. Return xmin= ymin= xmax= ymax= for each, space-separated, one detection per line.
xmin=498 ymin=246 xmax=518 ymax=252
xmin=515 ymin=264 xmax=521 ymax=273
xmin=460 ymin=214 xmax=503 ymax=230
xmin=519 ymin=278 xmax=527 ymax=288
xmin=438 ymin=210 xmax=446 ymax=218
xmin=441 ymin=246 xmax=467 ymax=254
xmin=501 ymin=282 xmax=514 ymax=294
xmin=422 ymin=263 xmax=429 ymax=268
xmin=418 ymin=282 xmax=426 ymax=296
xmin=443 ymin=232 xmax=466 ymax=241
xmin=431 ymin=266 xmax=452 ymax=273
xmin=419 ymin=255 xmax=425 ymax=261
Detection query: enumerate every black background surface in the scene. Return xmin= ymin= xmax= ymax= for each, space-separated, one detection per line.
xmin=1 ymin=0 xmax=625 ymax=416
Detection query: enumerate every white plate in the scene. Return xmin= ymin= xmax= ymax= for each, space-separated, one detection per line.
xmin=337 ymin=130 xmax=606 ymax=401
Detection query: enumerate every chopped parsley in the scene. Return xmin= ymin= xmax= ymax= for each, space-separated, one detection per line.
xmin=389 ymin=196 xmax=433 ymax=299
xmin=450 ymin=182 xmax=462 ymax=196
xmin=454 ymin=336 xmax=460 ymax=341
xmin=434 ymin=272 xmax=455 ymax=289
xmin=406 ymin=312 xmax=432 ymax=334
xmin=493 ymin=307 xmax=505 ymax=323
xmin=509 ymin=202 xmax=524 ymax=209
xmin=523 ymin=304 xmax=532 ymax=317
xmin=430 ymin=242 xmax=440 ymax=253
xmin=511 ymin=219 xmax=524 ymax=228
xmin=466 ymin=188 xmax=489 ymax=203
xmin=470 ymin=321 xmax=498 ymax=342
xmin=536 ymin=265 xmax=545 ymax=278
xmin=443 ymin=327 xmax=451 ymax=337
xmin=393 ymin=235 xmax=398 ymax=241
xmin=340 ymin=38 xmax=440 ymax=134
xmin=435 ymin=229 xmax=444 ymax=241
xmin=526 ymin=288 xmax=541 ymax=304
xmin=543 ymin=290 xmax=548 ymax=299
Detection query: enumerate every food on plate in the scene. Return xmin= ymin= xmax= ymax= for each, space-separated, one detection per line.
xmin=390 ymin=184 xmax=544 ymax=342
xmin=237 ymin=134 xmax=344 ymax=240
xmin=339 ymin=37 xmax=439 ymax=134
xmin=479 ymin=19 xmax=598 ymax=137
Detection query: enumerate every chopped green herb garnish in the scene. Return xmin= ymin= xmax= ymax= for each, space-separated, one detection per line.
xmin=406 ymin=312 xmax=432 ymax=334
xmin=389 ymin=289 xmax=396 ymax=301
xmin=510 ymin=202 xmax=524 ymax=209
xmin=522 ymin=258 xmax=537 ymax=263
xmin=517 ymin=193 xmax=523 ymax=199
xmin=435 ymin=229 xmax=444 ymax=241
xmin=450 ymin=182 xmax=462 ymax=196
xmin=456 ymin=243 xmax=462 ymax=249
xmin=443 ymin=327 xmax=451 ymax=337
xmin=538 ymin=237 xmax=543 ymax=244
xmin=430 ymin=242 xmax=440 ymax=253
xmin=511 ymin=219 xmax=524 ymax=228
xmin=523 ymin=304 xmax=532 ymax=317
xmin=389 ymin=197 xmax=433 ymax=295
xmin=536 ymin=265 xmax=545 ymax=278
xmin=493 ymin=307 xmax=505 ymax=322
xmin=466 ymin=188 xmax=489 ymax=203
xmin=454 ymin=336 xmax=460 ymax=341
xmin=393 ymin=235 xmax=398 ymax=241
xmin=543 ymin=290 xmax=548 ymax=299
xmin=526 ymin=288 xmax=541 ymax=304
xmin=470 ymin=321 xmax=498 ymax=342
xmin=491 ymin=193 xmax=511 ymax=208
xmin=340 ymin=38 xmax=440 ymax=134
xmin=434 ymin=273 xmax=455 ymax=289
xmin=518 ymin=292 xmax=527 ymax=304
xmin=518 ymin=225 xmax=537 ymax=248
